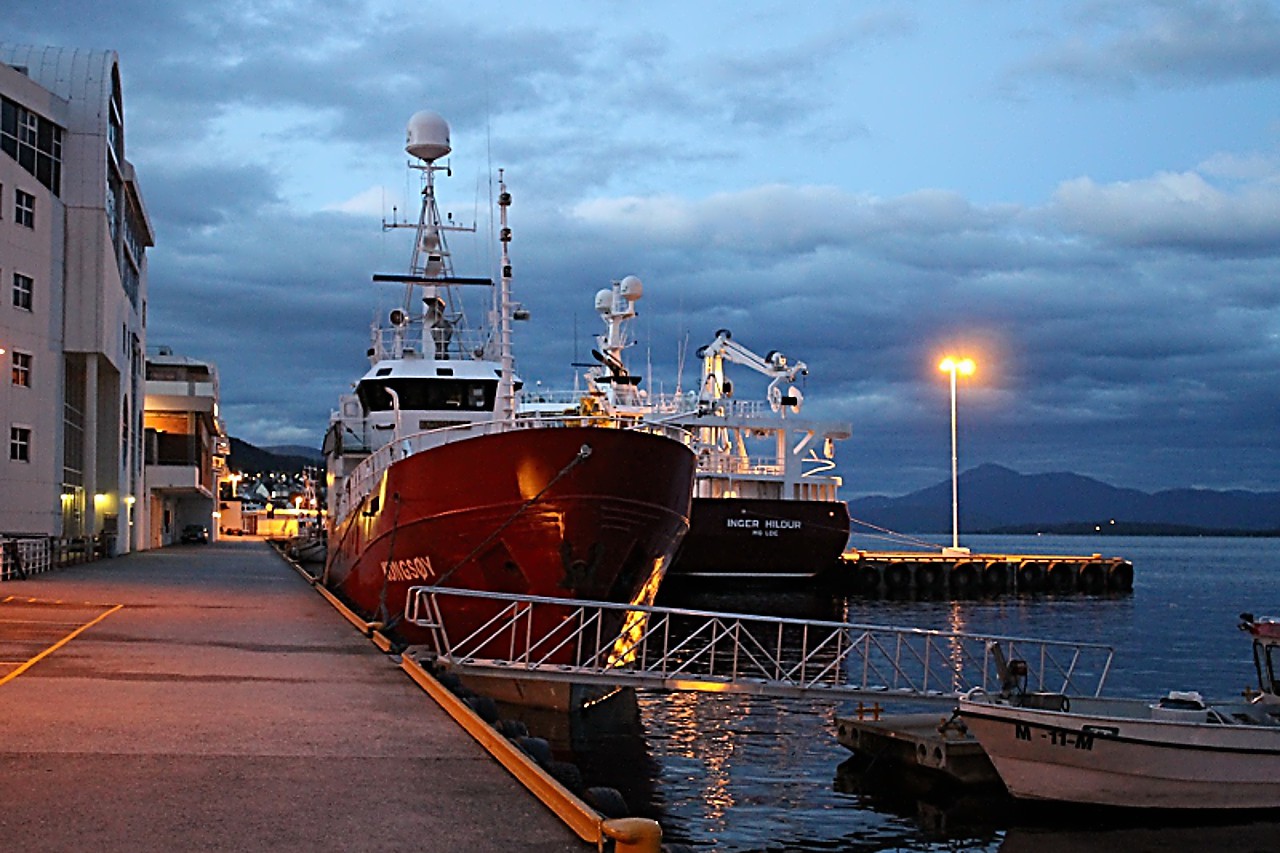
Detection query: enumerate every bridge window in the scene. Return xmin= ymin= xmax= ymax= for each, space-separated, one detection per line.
xmin=358 ymin=378 xmax=497 ymax=413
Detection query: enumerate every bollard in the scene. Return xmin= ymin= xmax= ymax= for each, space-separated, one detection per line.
xmin=602 ymin=817 xmax=662 ymax=853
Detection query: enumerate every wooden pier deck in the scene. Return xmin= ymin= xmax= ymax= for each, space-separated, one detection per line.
xmin=834 ymin=710 xmax=998 ymax=786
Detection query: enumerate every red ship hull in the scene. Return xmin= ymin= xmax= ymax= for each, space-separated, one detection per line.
xmin=324 ymin=426 xmax=694 ymax=653
xmin=667 ymin=498 xmax=850 ymax=580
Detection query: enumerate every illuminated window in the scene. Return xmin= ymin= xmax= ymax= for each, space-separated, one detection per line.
xmin=11 ymin=351 xmax=31 ymax=387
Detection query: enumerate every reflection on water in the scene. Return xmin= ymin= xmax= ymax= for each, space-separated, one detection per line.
xmin=834 ymin=754 xmax=1010 ymax=837
xmin=511 ymin=537 xmax=1280 ymax=851
xmin=998 ymin=820 xmax=1280 ymax=853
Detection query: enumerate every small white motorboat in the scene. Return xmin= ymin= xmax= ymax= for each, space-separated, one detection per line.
xmin=956 ymin=613 xmax=1280 ymax=810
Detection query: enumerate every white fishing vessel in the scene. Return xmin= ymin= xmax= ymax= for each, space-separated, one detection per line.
xmin=957 ymin=614 xmax=1280 ymax=810
xmin=530 ymin=278 xmax=852 ymax=580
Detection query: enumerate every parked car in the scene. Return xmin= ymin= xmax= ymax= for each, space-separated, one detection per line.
xmin=180 ymin=524 xmax=210 ymax=544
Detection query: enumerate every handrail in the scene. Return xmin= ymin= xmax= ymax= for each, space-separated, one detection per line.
xmin=1 ymin=536 xmax=54 ymax=580
xmin=405 ymin=586 xmax=1115 ymax=703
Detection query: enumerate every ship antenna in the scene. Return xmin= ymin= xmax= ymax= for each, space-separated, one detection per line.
xmin=675 ymin=331 xmax=689 ymax=395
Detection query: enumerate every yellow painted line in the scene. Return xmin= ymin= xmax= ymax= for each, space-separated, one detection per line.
xmin=0 ymin=603 xmax=123 ymax=686
xmin=273 ymin=542 xmax=662 ymax=851
xmin=0 ymin=596 xmax=124 ymax=609
xmin=400 ymin=655 xmax=605 ymax=844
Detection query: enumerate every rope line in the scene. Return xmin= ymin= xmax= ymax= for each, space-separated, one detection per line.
xmin=847 ymin=516 xmax=943 ymax=551
xmin=433 ymin=443 xmax=594 ymax=586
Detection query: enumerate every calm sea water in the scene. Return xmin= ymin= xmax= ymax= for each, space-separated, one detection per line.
xmin=558 ymin=535 xmax=1280 ymax=852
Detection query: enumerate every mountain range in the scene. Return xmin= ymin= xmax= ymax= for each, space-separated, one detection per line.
xmin=227 ymin=438 xmax=321 ymax=475
xmin=848 ymin=463 xmax=1280 ymax=535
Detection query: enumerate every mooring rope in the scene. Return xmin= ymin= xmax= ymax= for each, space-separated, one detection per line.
xmin=847 ymin=516 xmax=942 ymax=551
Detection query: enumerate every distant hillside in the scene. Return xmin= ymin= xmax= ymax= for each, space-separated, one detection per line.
xmin=263 ymin=444 xmax=324 ymax=462
xmin=227 ymin=437 xmax=319 ymax=474
xmin=849 ymin=464 xmax=1280 ymax=535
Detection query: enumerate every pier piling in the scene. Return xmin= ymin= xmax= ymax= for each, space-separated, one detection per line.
xmin=827 ymin=551 xmax=1133 ymax=598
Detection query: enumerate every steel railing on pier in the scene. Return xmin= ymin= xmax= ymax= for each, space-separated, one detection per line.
xmin=404 ymin=586 xmax=1115 ymax=703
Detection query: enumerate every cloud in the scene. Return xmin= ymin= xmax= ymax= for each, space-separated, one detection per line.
xmin=11 ymin=1 xmax=1280 ymax=496
xmin=1047 ymin=165 xmax=1280 ymax=253
xmin=324 ymin=186 xmax=393 ymax=216
xmin=1012 ymin=0 xmax=1280 ymax=90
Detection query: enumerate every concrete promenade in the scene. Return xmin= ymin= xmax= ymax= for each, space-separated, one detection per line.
xmin=0 ymin=539 xmax=582 ymax=852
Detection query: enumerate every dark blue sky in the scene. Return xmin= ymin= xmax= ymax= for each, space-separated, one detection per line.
xmin=6 ymin=1 xmax=1279 ymax=496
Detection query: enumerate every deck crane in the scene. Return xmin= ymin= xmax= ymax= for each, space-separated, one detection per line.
xmin=695 ymin=329 xmax=807 ymax=417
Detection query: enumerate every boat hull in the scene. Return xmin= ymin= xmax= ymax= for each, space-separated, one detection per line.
xmin=667 ymin=498 xmax=849 ymax=580
xmin=958 ymin=695 xmax=1280 ymax=810
xmin=325 ymin=426 xmax=694 ymax=653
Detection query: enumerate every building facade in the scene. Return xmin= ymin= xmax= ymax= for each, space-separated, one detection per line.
xmin=0 ymin=45 xmax=153 ymax=553
xmin=144 ymin=348 xmax=228 ymax=547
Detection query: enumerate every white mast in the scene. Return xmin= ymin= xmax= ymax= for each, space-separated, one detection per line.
xmin=496 ymin=171 xmax=515 ymax=421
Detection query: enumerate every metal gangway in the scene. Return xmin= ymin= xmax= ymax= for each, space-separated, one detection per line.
xmin=404 ymin=587 xmax=1115 ymax=703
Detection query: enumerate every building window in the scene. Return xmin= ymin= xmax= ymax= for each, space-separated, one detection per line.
xmin=1 ymin=97 xmax=63 ymax=195
xmin=13 ymin=273 xmax=33 ymax=311
xmin=19 ymin=110 xmax=37 ymax=146
xmin=15 ymin=189 xmax=34 ymax=228
xmin=10 ymin=426 xmax=31 ymax=462
xmin=12 ymin=351 xmax=31 ymax=387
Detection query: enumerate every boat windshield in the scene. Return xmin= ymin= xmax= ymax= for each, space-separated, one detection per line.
xmin=1254 ymin=640 xmax=1280 ymax=697
xmin=358 ymin=377 xmax=497 ymax=413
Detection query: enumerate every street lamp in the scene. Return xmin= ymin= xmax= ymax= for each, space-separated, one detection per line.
xmin=939 ymin=356 xmax=975 ymax=552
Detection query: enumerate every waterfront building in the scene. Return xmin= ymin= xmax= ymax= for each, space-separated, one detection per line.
xmin=143 ymin=348 xmax=229 ymax=547
xmin=0 ymin=45 xmax=152 ymax=553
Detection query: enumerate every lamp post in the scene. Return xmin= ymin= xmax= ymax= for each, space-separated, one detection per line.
xmin=939 ymin=357 xmax=975 ymax=551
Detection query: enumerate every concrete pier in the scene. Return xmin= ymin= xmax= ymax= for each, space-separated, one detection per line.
xmin=828 ymin=550 xmax=1134 ymax=597
xmin=0 ymin=539 xmax=582 ymax=852
xmin=834 ymin=711 xmax=997 ymax=786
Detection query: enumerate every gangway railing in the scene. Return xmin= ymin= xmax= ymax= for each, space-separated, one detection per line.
xmin=404 ymin=586 xmax=1115 ymax=703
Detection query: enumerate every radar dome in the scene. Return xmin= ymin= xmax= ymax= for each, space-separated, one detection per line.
xmin=594 ymin=288 xmax=614 ymax=314
xmin=618 ymin=275 xmax=643 ymax=301
xmin=406 ymin=111 xmax=451 ymax=161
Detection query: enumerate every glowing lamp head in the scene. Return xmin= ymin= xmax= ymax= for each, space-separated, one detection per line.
xmin=939 ymin=357 xmax=975 ymax=376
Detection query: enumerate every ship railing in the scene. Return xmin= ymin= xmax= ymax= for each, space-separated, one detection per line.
xmin=333 ymin=416 xmax=692 ymax=522
xmin=370 ymin=324 xmax=493 ymax=363
xmin=404 ymin=586 xmax=1115 ymax=703
xmin=520 ymin=389 xmax=585 ymax=406
xmin=696 ymin=454 xmax=784 ymax=477
xmin=648 ymin=397 xmax=771 ymax=420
